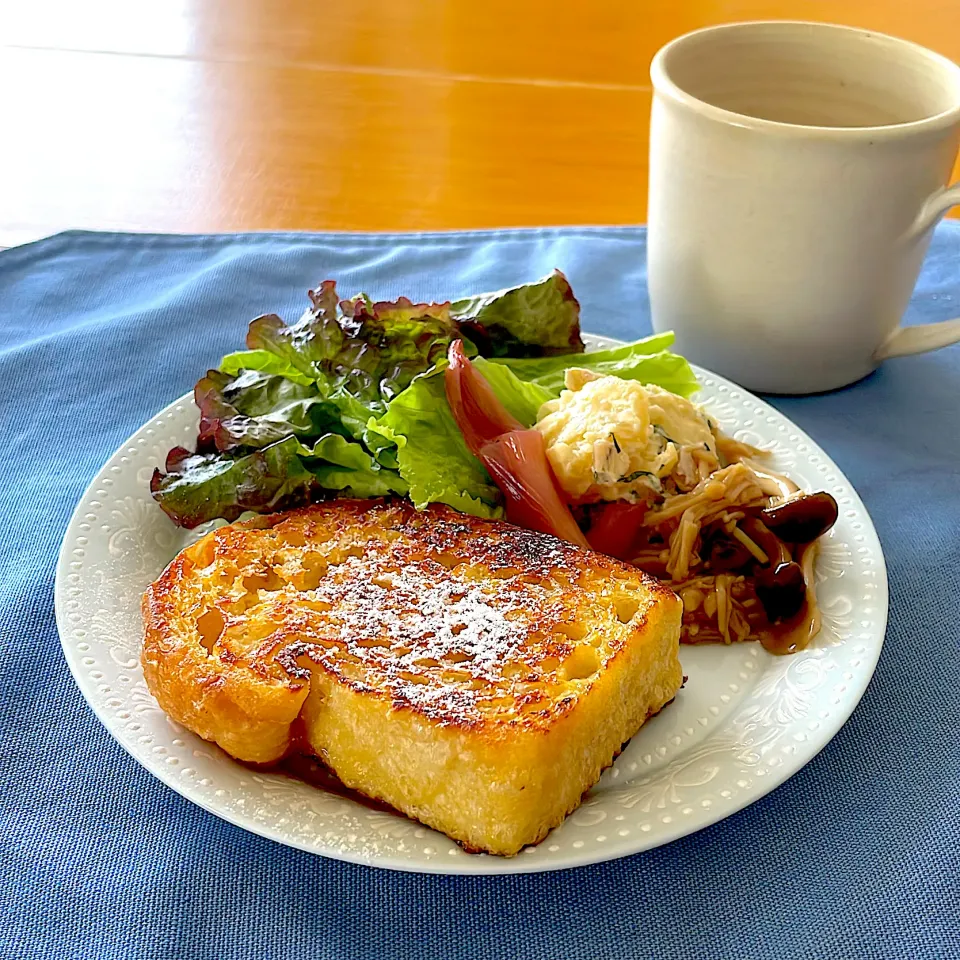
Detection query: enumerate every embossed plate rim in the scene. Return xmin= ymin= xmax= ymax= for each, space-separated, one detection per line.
xmin=55 ymin=338 xmax=887 ymax=874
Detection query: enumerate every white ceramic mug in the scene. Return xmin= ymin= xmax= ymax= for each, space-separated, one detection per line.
xmin=648 ymin=21 xmax=960 ymax=393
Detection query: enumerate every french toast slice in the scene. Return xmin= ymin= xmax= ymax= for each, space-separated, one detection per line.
xmin=142 ymin=499 xmax=682 ymax=855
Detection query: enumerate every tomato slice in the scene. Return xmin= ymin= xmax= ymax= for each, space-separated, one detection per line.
xmin=586 ymin=501 xmax=649 ymax=561
xmin=480 ymin=430 xmax=589 ymax=547
xmin=444 ymin=340 xmax=523 ymax=456
xmin=445 ymin=341 xmax=589 ymax=548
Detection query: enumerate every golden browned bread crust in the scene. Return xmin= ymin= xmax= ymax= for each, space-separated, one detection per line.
xmin=142 ymin=498 xmax=683 ymax=854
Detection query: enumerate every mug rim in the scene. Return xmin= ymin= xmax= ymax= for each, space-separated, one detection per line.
xmin=650 ymin=20 xmax=960 ymax=139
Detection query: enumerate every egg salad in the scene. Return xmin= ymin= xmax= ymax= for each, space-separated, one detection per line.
xmin=535 ymin=369 xmax=721 ymax=503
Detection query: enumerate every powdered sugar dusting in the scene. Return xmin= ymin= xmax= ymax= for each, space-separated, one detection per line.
xmin=313 ymin=556 xmax=534 ymax=680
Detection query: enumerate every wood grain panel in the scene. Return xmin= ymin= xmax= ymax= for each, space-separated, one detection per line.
xmin=0 ymin=47 xmax=650 ymax=246
xmin=1 ymin=0 xmax=958 ymax=244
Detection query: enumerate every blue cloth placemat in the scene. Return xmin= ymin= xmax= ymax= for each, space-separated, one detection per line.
xmin=1 ymin=225 xmax=958 ymax=960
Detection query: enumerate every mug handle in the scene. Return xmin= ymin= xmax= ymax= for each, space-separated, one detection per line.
xmin=875 ymin=182 xmax=960 ymax=360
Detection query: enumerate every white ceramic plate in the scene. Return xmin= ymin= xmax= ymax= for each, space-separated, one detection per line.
xmin=55 ymin=337 xmax=887 ymax=874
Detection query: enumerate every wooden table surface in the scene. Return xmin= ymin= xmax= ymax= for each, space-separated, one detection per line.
xmin=2 ymin=1 xmax=959 ymax=247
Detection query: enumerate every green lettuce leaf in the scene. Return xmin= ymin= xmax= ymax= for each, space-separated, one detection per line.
xmin=450 ymin=270 xmax=585 ymax=358
xmin=195 ymin=368 xmax=343 ymax=453
xmin=491 ymin=333 xmax=699 ymax=398
xmin=471 ymin=359 xmax=553 ymax=425
xmin=303 ymin=434 xmax=408 ymax=498
xmin=245 ymin=281 xmax=461 ymax=436
xmin=151 ymin=432 xmax=407 ymax=528
xmin=368 ymin=373 xmax=503 ymax=518
xmin=218 ymin=349 xmax=314 ymax=386
xmin=150 ymin=436 xmax=325 ymax=528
